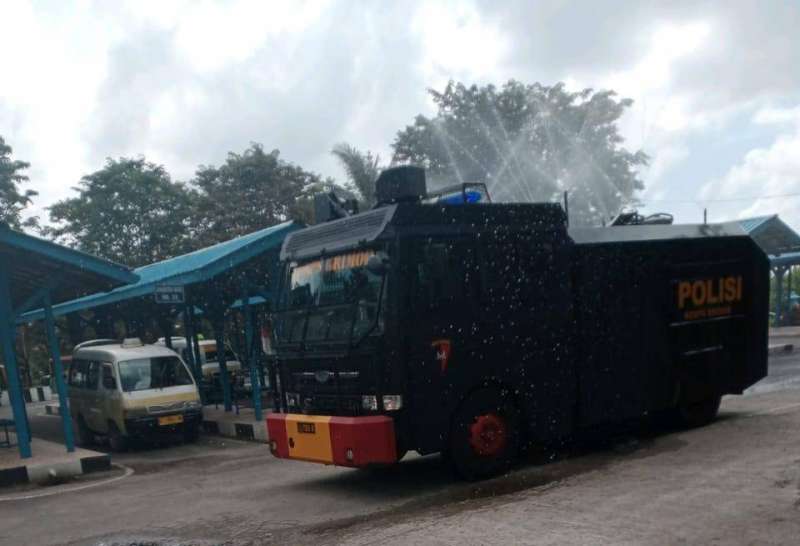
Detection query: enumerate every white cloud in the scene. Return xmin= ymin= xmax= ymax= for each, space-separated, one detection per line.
xmin=699 ymin=121 xmax=800 ymax=227
xmin=413 ymin=1 xmax=510 ymax=89
xmin=753 ymin=105 xmax=800 ymax=126
xmin=2 ymin=0 xmax=800 ymax=230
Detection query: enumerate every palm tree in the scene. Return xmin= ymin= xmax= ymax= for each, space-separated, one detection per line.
xmin=331 ymin=143 xmax=382 ymax=208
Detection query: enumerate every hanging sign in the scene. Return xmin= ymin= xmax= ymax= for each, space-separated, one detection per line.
xmin=154 ymin=285 xmax=185 ymax=305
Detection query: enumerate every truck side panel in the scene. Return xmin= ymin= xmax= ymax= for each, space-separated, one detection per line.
xmin=574 ymin=236 xmax=769 ymax=427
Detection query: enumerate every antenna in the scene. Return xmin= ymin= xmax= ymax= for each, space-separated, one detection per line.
xmin=703 ymin=208 xmax=707 ymax=225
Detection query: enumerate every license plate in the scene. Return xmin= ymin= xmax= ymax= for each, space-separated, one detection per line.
xmin=158 ymin=414 xmax=184 ymax=426
xmin=297 ymin=422 xmax=316 ymax=434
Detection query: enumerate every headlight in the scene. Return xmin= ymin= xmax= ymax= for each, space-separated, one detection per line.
xmin=186 ymin=400 xmax=202 ymax=410
xmin=361 ymin=395 xmax=378 ymax=411
xmin=382 ymin=395 xmax=403 ymax=411
xmin=286 ymin=392 xmax=300 ymax=408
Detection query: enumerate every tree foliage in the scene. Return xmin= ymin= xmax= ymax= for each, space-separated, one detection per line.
xmin=191 ymin=143 xmax=329 ymax=244
xmin=45 ymin=157 xmax=194 ymax=267
xmin=392 ymin=80 xmax=648 ymax=225
xmin=0 ymin=135 xmax=38 ymax=230
xmin=331 ymin=143 xmax=382 ymax=208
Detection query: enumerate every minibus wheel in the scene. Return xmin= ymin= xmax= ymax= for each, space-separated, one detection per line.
xmin=448 ymin=388 xmax=520 ymax=481
xmin=108 ymin=422 xmax=129 ymax=452
xmin=76 ymin=415 xmax=93 ymax=446
xmin=184 ymin=424 xmax=200 ymax=443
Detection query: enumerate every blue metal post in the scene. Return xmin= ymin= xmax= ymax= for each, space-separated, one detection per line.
xmin=213 ymin=310 xmax=232 ymax=412
xmin=0 ymin=262 xmax=32 ymax=458
xmin=183 ymin=302 xmax=204 ymax=405
xmin=775 ymin=267 xmax=785 ymax=325
xmin=243 ymin=286 xmax=262 ymax=421
xmin=43 ymin=294 xmax=75 ymax=452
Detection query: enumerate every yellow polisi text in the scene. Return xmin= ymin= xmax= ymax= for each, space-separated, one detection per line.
xmin=677 ymin=276 xmax=743 ymax=310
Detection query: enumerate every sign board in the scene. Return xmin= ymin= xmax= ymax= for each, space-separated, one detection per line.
xmin=154 ymin=285 xmax=185 ymax=305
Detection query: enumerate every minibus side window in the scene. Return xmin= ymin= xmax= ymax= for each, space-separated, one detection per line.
xmin=101 ymin=363 xmax=116 ymax=390
xmin=69 ymin=359 xmax=88 ymax=389
xmin=85 ymin=361 xmax=100 ymax=391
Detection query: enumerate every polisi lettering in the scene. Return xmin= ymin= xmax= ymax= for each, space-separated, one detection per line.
xmin=677 ymin=276 xmax=742 ymax=309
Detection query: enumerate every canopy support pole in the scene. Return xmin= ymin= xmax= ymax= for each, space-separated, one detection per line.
xmin=43 ymin=293 xmax=75 ymax=453
xmin=243 ymin=284 xmax=262 ymax=421
xmin=212 ymin=309 xmax=232 ymax=412
xmin=0 ymin=261 xmax=32 ymax=458
xmin=775 ymin=267 xmax=786 ymax=326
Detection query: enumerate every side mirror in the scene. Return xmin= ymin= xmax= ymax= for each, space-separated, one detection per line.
xmin=366 ymin=253 xmax=389 ymax=276
xmin=103 ymin=376 xmax=116 ymax=390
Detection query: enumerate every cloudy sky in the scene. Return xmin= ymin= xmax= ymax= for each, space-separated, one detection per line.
xmin=2 ymin=0 xmax=799 ymax=228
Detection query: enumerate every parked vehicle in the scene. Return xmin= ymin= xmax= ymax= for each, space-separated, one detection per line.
xmin=266 ymin=166 xmax=769 ymax=479
xmin=156 ymin=337 xmax=249 ymax=399
xmin=69 ymin=338 xmax=202 ymax=450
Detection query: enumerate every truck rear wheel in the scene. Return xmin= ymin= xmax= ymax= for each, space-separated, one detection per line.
xmin=673 ymin=385 xmax=722 ymax=429
xmin=448 ymin=388 xmax=520 ymax=481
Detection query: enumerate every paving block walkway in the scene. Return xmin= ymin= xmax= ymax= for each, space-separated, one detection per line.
xmin=0 ymin=433 xmax=110 ymax=487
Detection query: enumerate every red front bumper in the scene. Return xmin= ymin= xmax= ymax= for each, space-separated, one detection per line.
xmin=266 ymin=413 xmax=397 ymax=467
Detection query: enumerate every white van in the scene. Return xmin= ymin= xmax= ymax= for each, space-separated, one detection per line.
xmin=69 ymin=339 xmax=202 ymax=450
xmin=157 ymin=338 xmax=242 ymax=378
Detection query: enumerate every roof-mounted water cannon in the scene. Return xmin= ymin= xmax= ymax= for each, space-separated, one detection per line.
xmin=609 ymin=210 xmax=674 ymax=226
xmin=375 ymin=166 xmax=427 ymax=206
xmin=314 ymin=191 xmax=359 ymax=224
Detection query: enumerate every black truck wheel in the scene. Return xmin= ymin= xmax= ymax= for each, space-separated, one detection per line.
xmin=448 ymin=388 xmax=520 ymax=480
xmin=673 ymin=384 xmax=722 ymax=429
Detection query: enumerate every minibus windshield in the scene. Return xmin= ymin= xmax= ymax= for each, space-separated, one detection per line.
xmin=118 ymin=356 xmax=193 ymax=392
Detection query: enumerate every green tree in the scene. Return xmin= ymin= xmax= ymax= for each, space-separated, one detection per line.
xmin=45 ymin=157 xmax=193 ymax=267
xmin=392 ymin=81 xmax=648 ymax=225
xmin=191 ymin=143 xmax=332 ymax=244
xmin=0 ymin=135 xmax=38 ymax=229
xmin=331 ymin=143 xmax=382 ymax=208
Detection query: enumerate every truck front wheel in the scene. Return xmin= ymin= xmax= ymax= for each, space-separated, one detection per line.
xmin=448 ymin=388 xmax=520 ymax=480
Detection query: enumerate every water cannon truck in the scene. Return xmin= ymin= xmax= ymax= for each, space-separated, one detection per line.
xmin=266 ymin=166 xmax=769 ymax=480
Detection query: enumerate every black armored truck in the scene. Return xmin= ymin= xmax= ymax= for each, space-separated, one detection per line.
xmin=266 ymin=166 xmax=769 ymax=479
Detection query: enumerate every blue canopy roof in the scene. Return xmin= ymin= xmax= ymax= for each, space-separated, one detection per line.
xmin=19 ymin=221 xmax=299 ymax=322
xmin=738 ymin=215 xmax=800 ymax=259
xmin=0 ymin=223 xmax=137 ymax=315
xmin=737 ymin=215 xmax=774 ymax=235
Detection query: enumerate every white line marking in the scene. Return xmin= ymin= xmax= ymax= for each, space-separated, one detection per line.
xmin=0 ymin=463 xmax=134 ymax=502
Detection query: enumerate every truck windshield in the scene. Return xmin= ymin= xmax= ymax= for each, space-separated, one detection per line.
xmin=276 ymin=249 xmax=385 ymax=343
xmin=118 ymin=356 xmax=194 ymax=392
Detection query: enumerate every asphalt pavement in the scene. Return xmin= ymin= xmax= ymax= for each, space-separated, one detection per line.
xmin=2 ymin=349 xmax=800 ymax=545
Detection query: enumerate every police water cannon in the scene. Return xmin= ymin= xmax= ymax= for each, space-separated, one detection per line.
xmin=270 ymin=165 xmax=768 ymax=480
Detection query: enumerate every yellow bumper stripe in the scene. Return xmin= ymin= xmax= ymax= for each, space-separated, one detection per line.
xmin=285 ymin=414 xmax=333 ymax=463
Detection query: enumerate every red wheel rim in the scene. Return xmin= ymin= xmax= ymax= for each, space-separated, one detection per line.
xmin=468 ymin=413 xmax=507 ymax=457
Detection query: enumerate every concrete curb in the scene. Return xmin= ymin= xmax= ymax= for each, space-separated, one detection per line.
xmin=202 ymin=416 xmax=268 ymax=443
xmin=768 ymin=343 xmax=794 ymax=356
xmin=45 ymin=404 xmax=269 ymax=443
xmin=0 ymin=453 xmax=111 ymax=488
xmin=1 ymin=388 xmax=53 ymax=406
